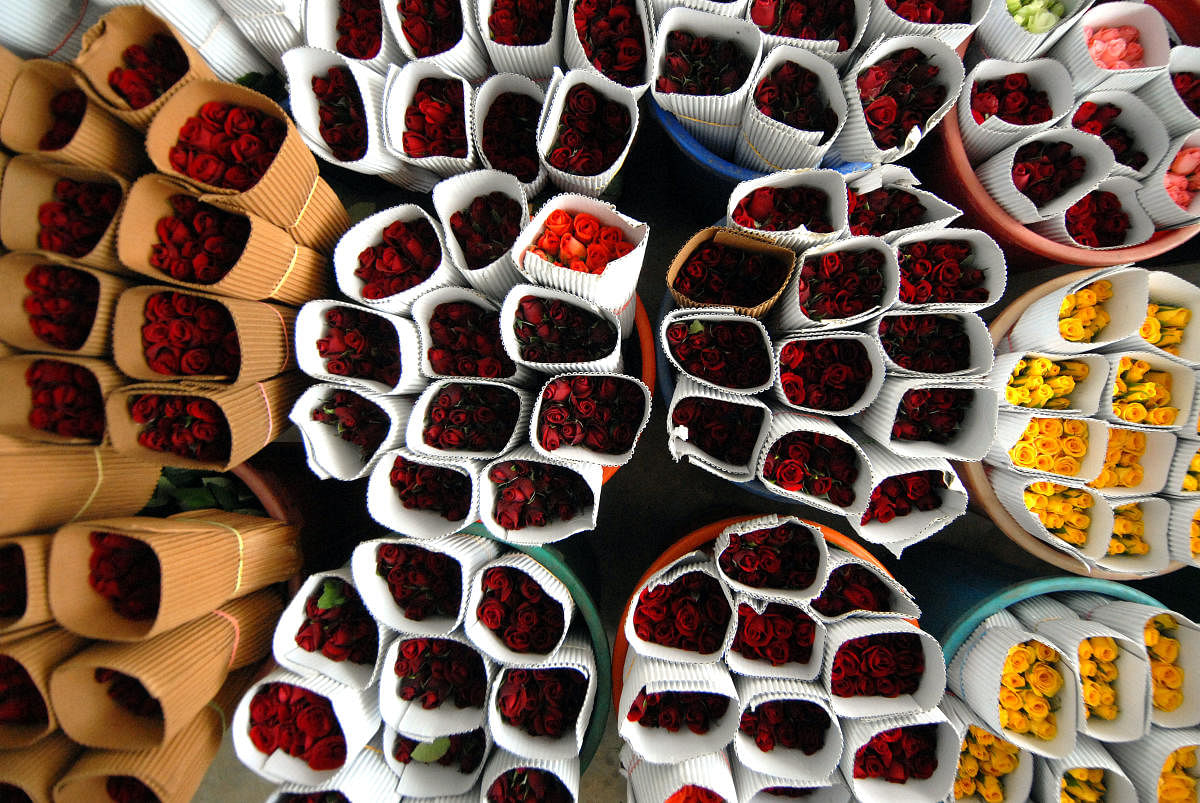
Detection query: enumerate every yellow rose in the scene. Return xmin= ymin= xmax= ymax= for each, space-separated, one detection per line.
xmin=1034 ymin=453 xmax=1056 ymax=473
xmin=1031 ymin=716 xmax=1057 ymax=741
xmin=1158 ymin=775 xmax=1196 ymax=802
xmin=1039 ymin=418 xmax=1065 ymax=438
xmin=1060 ymin=295 xmax=1078 ymax=317
xmin=1113 ymin=464 xmax=1144 ymax=487
xmin=1154 ymin=687 xmax=1185 ymax=712
xmin=1089 ymin=637 xmax=1118 ymax=662
xmin=1034 ymin=435 xmax=1062 ymax=455
xmin=1053 ymin=456 xmax=1081 ymax=476
xmin=1096 ymin=661 xmax=1119 ymax=683
xmin=1093 ymin=703 xmax=1118 ymax=720
xmin=1141 ymin=316 xmax=1164 ymax=344
xmin=1075 ymin=288 xmax=1099 ymax=307
xmin=1151 ymin=659 xmax=1184 ymax=690
xmin=1062 ymin=526 xmax=1088 ymax=545
xmin=979 ymin=776 xmax=1005 ymax=803
xmin=1060 ymin=436 xmax=1088 ymax=458
xmin=953 ymin=777 xmax=976 ymax=799
xmin=1048 ymin=376 xmax=1076 ymax=394
xmin=971 ymin=726 xmax=995 ymax=747
xmin=1034 ymin=642 xmax=1059 ymax=662
xmin=1001 ymin=708 xmax=1029 ymax=733
xmin=1060 ymin=318 xmax=1087 ymax=341
xmin=1023 ymin=690 xmax=1050 ymax=720
xmin=1007 ymin=386 xmax=1032 ymax=405
xmin=1010 ymin=442 xmax=1038 ymax=468
xmin=999 ymin=686 xmax=1025 ymax=710
xmin=1150 ymin=636 xmax=1181 ymax=663
xmin=1061 ymin=361 xmax=1090 ymax=380
xmin=990 ymin=751 xmax=1018 ymax=775
xmin=1156 ymin=304 xmax=1193 ymax=328
xmin=969 ymin=741 xmax=989 ymax=762
xmin=1148 ymin=406 xmax=1178 ymax=426
xmin=1144 ymin=623 xmax=1161 ymax=647
xmin=1078 ymin=658 xmax=1097 ymax=678
xmin=958 ymin=753 xmax=979 ymax=778
xmin=1082 ymin=680 xmax=1103 ymax=707
xmin=1028 ymin=661 xmax=1064 ymax=697
xmin=1117 ymin=402 xmax=1148 ymax=423
xmin=1006 ymin=649 xmax=1032 ymax=673
xmin=1178 ymin=747 xmax=1197 ymax=769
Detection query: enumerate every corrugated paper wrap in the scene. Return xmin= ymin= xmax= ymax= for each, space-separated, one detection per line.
xmin=48 ymin=509 xmax=300 ymax=641
xmin=983 ymin=411 xmax=1111 ymax=484
xmin=1091 ymin=497 xmax=1169 ymax=579
xmin=1106 ymin=270 xmax=1200 ymax=368
xmin=660 ymin=306 xmax=771 ymax=395
xmin=838 ymin=707 xmax=961 ymax=802
xmin=382 ymin=722 xmax=491 ymax=797
xmin=305 ymin=0 xmax=404 ymax=76
xmin=623 ymin=550 xmax=736 ymax=665
xmin=142 ymin=0 xmax=273 ymax=81
xmin=528 ymin=371 xmax=651 ymax=468
xmin=1136 ymin=44 xmax=1200 ymax=138
xmin=1109 ymin=725 xmax=1200 ymax=800
xmin=473 ymin=73 xmax=549 ymax=198
xmin=713 ymin=515 xmax=830 ymax=604
xmin=213 ymin=0 xmax=304 ymax=68
xmin=291 ymin=385 xmax=411 ymax=482
xmin=563 ymin=0 xmax=655 ymax=97
xmin=988 ymin=467 xmax=1115 ymax=571
xmin=1032 ymin=733 xmax=1137 ymax=803
xmin=117 ymin=173 xmax=331 ymax=305
xmin=0 ymin=44 xmax=22 ymax=119
xmin=475 ymin=0 xmax=564 ymax=80
xmin=1003 ymin=266 xmax=1148 ymax=356
xmin=987 ymin=350 xmax=1110 ymax=418
xmin=666 ymin=226 xmax=796 ymax=320
xmin=939 ymin=693 xmax=1036 ymax=803
xmin=410 ymin=285 xmax=533 ymax=385
xmin=770 ymin=330 xmax=885 ymax=417
xmin=49 ymin=588 xmax=282 ymax=750
xmin=844 ymin=164 xmax=963 ymax=242
xmin=378 ymin=629 xmax=496 ymax=740
xmin=478 ymin=445 xmax=604 ymax=546
xmin=725 ymin=169 xmax=849 ymax=252
xmin=733 ymin=675 xmax=841 ymax=781
xmin=973 ymin=0 xmax=1095 ymax=62
xmin=464 ymin=552 xmax=575 ymax=666
xmin=432 ymin=169 xmax=530 ymax=302
xmin=850 ymin=377 xmax=1000 ymax=462
xmin=384 ymin=0 xmax=489 ymax=80
xmin=890 ymin=227 xmax=1007 ymax=313
xmin=383 ymin=61 xmax=479 ymax=180
xmin=407 ymin=378 xmax=533 ymax=463
xmin=500 ymin=283 xmax=624 ymax=376
xmin=294 ymin=299 xmax=425 ymax=395
xmin=1035 ymin=174 xmax=1155 ymax=250
xmin=622 ymin=744 xmax=736 ymax=802
xmin=733 ymin=763 xmax=849 ymax=802
xmin=0 ymin=626 xmax=88 ymax=748
xmin=0 ymin=732 xmax=81 ymax=803
xmin=480 ymin=749 xmax=580 ymax=803
xmin=269 ymin=737 xmax=399 ymax=803
xmin=0 ymin=354 xmax=126 ymax=444
xmin=820 ymin=617 xmax=945 ymax=719
xmin=667 ymin=375 xmax=774 ymax=483
xmin=872 ymin=311 xmax=995 ymax=378
xmin=754 ymin=411 xmax=876 ymax=518
xmin=770 ymin=235 xmax=898 ymax=333
xmin=0 ymin=0 xmax=105 ymax=63
xmin=957 ymin=57 xmax=1074 ymax=164
xmin=724 ymin=592 xmax=826 ymax=682
xmin=0 ymin=533 xmax=54 ymax=636
xmin=811 ymin=547 xmax=920 ymax=623
xmin=365 ymin=447 xmax=480 ymax=539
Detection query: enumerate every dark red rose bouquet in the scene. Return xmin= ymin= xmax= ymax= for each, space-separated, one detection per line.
xmin=128 ymin=393 xmax=231 ymax=462
xmin=448 ymin=192 xmax=524 ymax=270
xmin=812 ymin=563 xmax=893 ymax=616
xmin=150 ymin=194 xmax=250 ymax=285
xmin=107 ymin=33 xmax=188 ymax=110
xmin=891 ymin=387 xmax=973 ymax=444
xmin=670 ymin=396 xmax=765 ymax=467
xmin=422 ymin=382 xmax=521 ymax=453
xmin=732 ymin=185 xmax=834 ymax=233
xmin=398 ymin=0 xmax=464 ymax=57
xmin=760 ymin=431 xmax=859 ymax=506
xmin=884 ymin=0 xmax=970 ymax=24
xmin=377 ymin=543 xmax=462 ymax=620
xmin=426 ymin=300 xmax=514 ymax=378
xmin=488 ymin=0 xmax=554 ymax=45
xmin=573 ymin=0 xmax=648 ymax=88
xmin=93 ymin=668 xmax=162 ymax=719
xmin=38 ymin=89 xmax=87 ymax=150
xmin=88 ymin=530 xmax=160 ymax=621
xmin=664 ymin=318 xmax=770 ymax=390
xmin=749 ymin=0 xmax=857 ymax=50
xmin=856 ymin=48 xmax=947 ymax=150
xmin=167 ymin=102 xmax=287 ymax=191
xmin=488 ymin=460 xmax=594 ymax=530
xmin=336 ymin=0 xmax=384 ymax=59
xmin=536 ymin=375 xmax=646 ymax=456
xmin=280 ymin=791 xmax=349 ymax=803
xmin=848 ymin=186 xmax=927 ymax=236
xmin=312 ymin=66 xmax=367 ymax=162
xmin=388 ymin=455 xmax=473 ymax=522
xmin=756 ymin=786 xmax=814 ymax=798
xmin=37 ymin=178 xmax=121 ymax=258
xmin=717 ymin=521 xmax=821 ymax=591
xmin=897 ymin=239 xmax=988 ymax=304
xmin=1173 ymin=71 xmax=1200 ymax=117
xmin=527 ymin=210 xmax=635 ymax=275
xmin=394 ymin=637 xmax=488 ymax=709
xmin=475 ymin=565 xmax=565 ymax=655
xmin=671 ymin=241 xmax=789 ymax=308
xmin=970 ymin=73 xmax=1053 ymax=125
xmin=392 ymin=727 xmax=487 ymax=773
xmin=655 ymin=31 xmax=752 ymax=96
xmin=753 ymin=63 xmax=839 ymax=141
xmin=25 ymin=359 xmax=104 ymax=440
xmin=1071 ymin=101 xmax=1147 ymax=171
xmin=631 ymin=570 xmax=730 ymax=655
xmin=777 ymin=337 xmax=873 ymax=412
xmin=740 ymin=699 xmax=830 ymax=754
xmin=0 ymin=656 xmax=47 ymax=725
xmin=878 ymin=314 xmax=972 ymax=373
xmin=0 ymin=546 xmax=25 ymax=618
xmin=545 ymin=85 xmax=632 ymax=177
xmin=861 ymin=470 xmax=946 ymax=525
xmin=247 ymin=682 xmax=347 ymax=771
xmin=480 ymin=92 xmax=541 ymax=183
xmin=311 ymin=390 xmax=389 ymax=459
xmin=496 ymin=667 xmax=588 ymax=738
xmin=795 ymin=247 xmax=888 ymax=321
xmin=1065 ymin=189 xmax=1132 ymax=248
xmin=731 ymin=602 xmax=818 ymax=666
xmin=852 ymin=724 xmax=939 ymax=783
xmin=317 ymin=306 xmax=401 ymax=387
xmin=1010 ymin=140 xmax=1087 ymax=207
xmin=355 ymin=216 xmax=442 ymax=300
xmin=626 ymin=688 xmax=730 ymax=733
xmin=486 ymin=767 xmax=574 ymax=802
xmin=402 ymin=77 xmax=468 ymax=160
xmin=830 ymin=633 xmax=926 ymax=698
xmin=140 ymin=291 xmax=240 ymax=377
xmin=23 ymin=263 xmax=101 ymax=351
xmin=294 ymin=577 xmax=378 ymax=665
xmin=512 ymin=295 xmax=617 ymax=364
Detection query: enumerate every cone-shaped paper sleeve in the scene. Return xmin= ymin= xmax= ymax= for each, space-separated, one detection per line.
xmin=0 ymin=533 xmax=53 ymax=635
xmin=48 ymin=509 xmax=300 ymax=642
xmin=0 ymin=626 xmax=88 ymax=748
xmin=0 ymin=44 xmax=21 ymax=120
xmin=666 ymin=226 xmax=796 ymax=319
xmin=0 ymin=731 xmax=81 ymax=803
xmin=116 ymin=173 xmax=332 ymax=305
xmin=49 ymin=587 xmax=283 ymax=750
xmin=0 ymin=354 xmax=125 ymax=444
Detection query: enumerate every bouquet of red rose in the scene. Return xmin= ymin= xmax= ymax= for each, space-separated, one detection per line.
xmin=777 ymin=238 xmax=896 ymax=330
xmin=875 ymin=312 xmax=989 ymax=376
xmin=388 ymin=0 xmax=489 ymax=80
xmin=475 ymin=76 xmax=547 ymax=191
xmin=863 ymin=0 xmax=980 ymax=48
xmin=842 ymin=713 xmax=957 ymax=798
xmin=757 ymin=415 xmax=869 ymax=514
xmin=275 ymin=571 xmax=386 ymax=690
xmin=747 ymin=0 xmax=863 ymax=66
xmin=0 ymin=628 xmax=85 ymax=748
xmin=823 ymin=621 xmax=941 ymax=718
xmin=481 ymin=752 xmax=579 ymax=803
xmin=0 ymin=355 xmax=122 ymax=444
xmin=489 ymin=634 xmax=595 ymax=759
xmin=662 ymin=311 xmax=774 ymax=394
xmin=958 ymin=59 xmax=1069 ymax=163
xmin=845 ymin=167 xmax=962 ymax=238
xmin=566 ymin=0 xmax=652 ymax=90
xmin=389 ymin=65 xmax=475 ymax=177
xmin=975 ymin=129 xmax=1112 ymax=224
xmin=532 ymin=373 xmax=650 ymax=466
xmin=773 ymin=333 xmax=881 ymax=416
xmin=892 ymin=229 xmax=999 ymax=308
xmin=727 ymin=597 xmax=825 ymax=679
xmin=432 ymin=169 xmax=529 ymax=298
xmin=481 ymin=448 xmax=601 ymax=545
xmin=291 ymin=384 xmax=406 ymax=481
xmin=625 ymin=552 xmax=734 ymax=662
xmin=296 ymin=300 xmax=424 ymax=394
xmin=503 ymin=288 xmax=621 ymax=370
xmin=715 ymin=516 xmax=827 ymax=600
xmin=1070 ymin=97 xmax=1156 ymax=175
xmin=1032 ymin=177 xmax=1152 ymax=250
xmin=667 ymin=227 xmax=796 ymax=318
xmin=409 ymin=378 xmax=529 ymax=460
xmin=667 ymin=377 xmax=772 ymax=481
xmin=365 ymin=450 xmax=478 ymax=536
xmin=734 ymin=686 xmax=840 ymax=779
xmin=466 ymin=557 xmax=572 ymax=663
xmin=727 ymin=170 xmax=847 ymax=251
xmin=481 ymin=0 xmax=562 ymax=78
xmin=387 ymin=726 xmax=489 ymax=794
xmin=851 ymin=461 xmax=967 ymax=552
xmin=540 ymin=76 xmax=637 ymax=195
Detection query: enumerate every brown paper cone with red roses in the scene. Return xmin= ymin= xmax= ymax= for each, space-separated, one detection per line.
xmin=0 ymin=626 xmax=88 ymax=748
xmin=49 ymin=587 xmax=283 ymax=750
xmin=0 ymin=60 xmax=146 ymax=179
xmin=0 ymin=44 xmax=21 ymax=121
xmin=0 ymin=731 xmax=81 ymax=803
xmin=0 ymin=155 xmax=131 ymax=276
xmin=72 ymin=5 xmax=217 ymax=131
xmin=104 ymin=372 xmax=306 ymax=471
xmin=0 ymin=251 xmax=133 ymax=357
xmin=48 ymin=509 xmax=300 ymax=643
xmin=0 ymin=443 xmax=160 ymax=538
xmin=117 ymin=173 xmax=332 ymax=305
xmin=0 ymin=354 xmax=125 ymax=444
xmin=665 ymin=226 xmax=796 ymax=319
xmin=144 ymin=79 xmax=350 ymax=255
xmin=111 ymin=285 xmax=297 ymax=385
xmin=0 ymin=533 xmax=54 ymax=637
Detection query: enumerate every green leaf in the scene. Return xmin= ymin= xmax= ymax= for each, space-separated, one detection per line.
xmin=201 ymin=476 xmax=234 ymax=491
xmin=410 ymin=736 xmax=451 ymax=763
xmin=173 ymin=487 xmax=218 ymax=510
xmin=316 ymin=579 xmax=347 ymax=610
xmin=687 ymin=320 xmax=705 ymax=335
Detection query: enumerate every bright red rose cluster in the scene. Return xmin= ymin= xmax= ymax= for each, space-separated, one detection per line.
xmin=403 ymin=78 xmax=468 ymax=160
xmin=740 ymin=699 xmax=830 ymax=754
xmin=1071 ymin=101 xmax=1147 ymax=171
xmin=885 ymin=0 xmax=970 ymax=23
xmin=389 ymin=455 xmax=473 ymax=521
xmin=151 ymin=194 xmax=250 ymax=285
xmin=0 ymin=656 xmax=47 ymax=725
xmin=488 ymin=460 xmax=594 ymax=530
xmin=426 ymin=300 xmax=513 ymax=378
xmin=528 ymin=210 xmax=634 ymax=275
xmin=749 ymin=0 xmax=857 ymax=50
xmin=294 ymin=578 xmax=378 ymax=665
xmin=25 ymin=359 xmax=104 ymax=440
xmin=247 ymin=682 xmax=347 ymax=771
xmin=141 ymin=291 xmax=240 ymax=377
xmin=670 ymin=397 xmax=764 ymax=467
xmin=513 ymin=295 xmax=617 ymax=364
xmin=796 ymin=247 xmax=887 ymax=321
xmin=861 ymin=470 xmax=946 ymax=525
xmin=23 ymin=263 xmax=100 ymax=351
xmin=399 ymin=0 xmax=463 ymax=57
xmin=655 ymin=32 xmax=752 ymax=96
xmin=449 ymin=192 xmax=525 ymax=270
xmin=486 ymin=767 xmax=574 ymax=803
xmin=0 ymin=546 xmax=24 ymax=619
xmin=38 ymin=178 xmax=121 ymax=258
xmin=537 ymin=374 xmax=645 ymax=456
xmin=848 ymin=186 xmax=927 ymax=237
xmin=128 ymin=393 xmax=231 ymax=462
xmin=39 ymin=89 xmax=86 ymax=151
xmin=311 ymin=389 xmax=389 ymax=459
xmin=105 ymin=777 xmax=158 ymax=803
xmin=717 ymin=521 xmax=820 ymax=591
xmin=671 ymin=241 xmax=788 ymax=308
xmin=573 ymin=0 xmax=647 ymax=88
xmin=94 ymin=667 xmax=162 ymax=719
xmin=423 ymin=382 xmax=521 ymax=453
xmin=377 ymin=542 xmax=462 ymax=621
xmin=88 ymin=530 xmax=160 ymax=621
xmin=489 ymin=0 xmax=554 ymax=45
xmin=830 ymin=633 xmax=925 ymax=698
xmin=626 ymin=688 xmax=730 ymax=733
xmin=168 ymin=102 xmax=286 ymax=191
xmin=476 ymin=566 xmax=565 ymax=654
xmin=1065 ymin=190 xmax=1132 ymax=248
xmin=547 ymin=85 xmax=631 ymax=177
xmin=318 ymin=306 xmax=401 ymax=387
xmin=970 ymin=73 xmax=1053 ymax=126
xmin=107 ymin=33 xmax=188 ymax=110
xmin=1011 ymin=140 xmax=1087 ymax=207
xmin=356 ymin=217 xmax=441 ymax=300
xmin=665 ymin=319 xmax=770 ymax=390
xmin=732 ymin=186 xmax=834 ymax=233
xmin=1173 ymin=71 xmax=1200 ymax=117
xmin=892 ymin=387 xmax=972 ymax=444
xmin=393 ymin=727 xmax=486 ymax=773
xmin=856 ymin=48 xmax=947 ymax=150
xmin=394 ymin=637 xmax=488 ymax=709
xmin=497 ymin=667 xmax=588 ymax=738
xmin=761 ymin=431 xmax=859 ymax=507
xmin=754 ymin=64 xmax=838 ymax=141
xmin=897 ymin=239 xmax=987 ymax=304
xmin=879 ymin=314 xmax=971 ymax=373
xmin=812 ymin=564 xmax=893 ymax=617
xmin=312 ymin=66 xmax=367 ymax=162
xmin=336 ymin=0 xmax=383 ymax=59
xmin=852 ymin=724 xmax=939 ymax=784
xmin=632 ymin=570 xmax=730 ymax=654
xmin=480 ymin=93 xmax=541 ymax=183
xmin=778 ymin=338 xmax=872 ymax=412
xmin=731 ymin=602 xmax=817 ymax=666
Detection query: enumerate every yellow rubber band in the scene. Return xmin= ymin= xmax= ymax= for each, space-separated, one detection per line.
xmin=206 ymin=700 xmax=228 ymax=732
xmin=69 ymin=448 xmax=105 ymax=523
xmin=193 ymin=519 xmax=246 ymax=594
xmin=257 ymin=382 xmax=274 ymax=452
xmin=739 ymin=130 xmax=785 ymax=172
xmin=672 ymin=113 xmax=739 ymax=128
xmin=289 ymin=177 xmax=321 ymax=230
xmin=266 ymin=296 xmax=293 ymax=372
xmin=212 ymin=609 xmax=241 ymax=669
xmin=267 ymin=246 xmax=302 ymax=301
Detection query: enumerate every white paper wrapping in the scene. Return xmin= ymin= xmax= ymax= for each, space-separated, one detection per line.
xmin=1032 ymin=734 xmax=1137 ymax=803
xmin=479 ymin=748 xmax=580 ymax=803
xmin=1136 ymin=45 xmax=1200 ymax=138
xmin=499 ymin=284 xmax=623 ymax=375
xmin=290 ymin=384 xmax=411 ymax=482
xmin=732 ymin=675 xmax=841 ymax=781
xmin=529 ymin=371 xmax=652 ymax=468
xmin=478 ymin=445 xmax=604 ymax=546
xmin=1031 ymin=175 xmax=1155 ymax=250
xmin=382 ymin=61 xmax=478 ymax=179
xmin=1109 ymin=726 xmax=1200 ymax=798
xmin=838 ymin=707 xmax=960 ymax=803
xmin=890 ymin=227 xmax=1007 ymax=313
xmin=810 ymin=547 xmax=920 ymax=623
xmin=987 ymin=351 xmax=1110 ymax=418
xmin=733 ymin=762 xmax=850 ymax=803
xmin=973 ymin=0 xmax=1095 ymax=62
xmin=463 ymin=552 xmax=575 ymax=666
xmin=294 ymin=298 xmax=427 ymax=394
xmin=851 ymin=377 xmax=999 ymax=462
xmin=1065 ymin=90 xmax=1169 ymax=180
xmin=938 ymin=693 xmax=1036 ymax=803
xmin=384 ymin=0 xmax=490 ymax=80
xmin=1047 ymin=1 xmax=1170 ymax=94
xmin=268 ymin=736 xmax=398 ymax=803
xmin=1138 ymin=129 xmax=1200 ymax=229
xmin=378 ymin=629 xmax=495 ymax=739
xmin=713 ymin=514 xmax=830 ymax=604
xmin=666 ymin=374 xmax=774 ymax=483
xmin=562 ymin=0 xmax=655 ymax=97
xmin=872 ymin=311 xmax=995 ymax=378
xmin=984 ymin=411 xmax=1110 ymax=483
xmin=821 ymin=617 xmax=945 ymax=720
xmin=1093 ymin=350 xmax=1195 ymax=434
xmin=303 ymin=0 xmax=403 ymax=75
xmin=623 ymin=550 xmax=736 ymax=665
xmin=147 ymin=0 xmax=273 ymax=80
xmin=472 ymin=73 xmax=549 ymax=198
xmin=622 ymin=745 xmax=736 ymax=803
xmin=0 ymin=0 xmax=105 ymax=61
xmin=214 ymin=0 xmax=304 ymax=69
xmin=725 ymin=169 xmax=848 ymax=252
xmin=771 ymin=329 xmax=887 ymax=418
xmin=405 ymin=378 xmax=533 ymax=461
xmin=989 ymin=467 xmax=1115 ymax=571
xmin=725 ymin=592 xmax=828 ymax=682
xmin=651 ymin=0 xmax=746 ymax=20
xmin=365 ymin=448 xmax=480 ymax=539
xmin=381 ymin=722 xmax=490 ymax=796
xmin=659 ymin=306 xmax=772 ymax=395
xmin=409 ymin=285 xmax=533 ymax=386
xmin=770 ymin=235 xmax=899 ymax=333
xmin=861 ymin=0 xmax=986 ymax=49
xmin=1106 ymin=270 xmax=1200 ymax=368
xmin=1005 ymin=266 xmax=1149 ymax=356
xmin=957 ymin=58 xmax=1074 ymax=163
xmin=474 ymin=0 xmax=563 ymax=79
xmin=1170 ymin=495 xmax=1200 ymax=569
xmin=432 ymin=169 xmax=530 ymax=301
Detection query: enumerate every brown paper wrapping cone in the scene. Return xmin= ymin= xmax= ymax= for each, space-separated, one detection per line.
xmin=0 ymin=44 xmax=21 ymax=121
xmin=116 ymin=173 xmax=333 ymax=304
xmin=71 ymin=5 xmax=217 ymax=131
xmin=48 ymin=509 xmax=300 ymax=642
xmin=0 ymin=533 xmax=53 ymax=635
xmin=111 ymin=285 xmax=297 ymax=385
xmin=665 ymin=226 xmax=797 ymax=319
xmin=0 ymin=60 xmax=146 ymax=179
xmin=49 ymin=587 xmax=283 ymax=750
xmin=0 ymin=354 xmax=125 ymax=444
xmin=104 ymin=373 xmax=306 ymax=471
xmin=0 ymin=155 xmax=131 ymax=275
xmin=0 ymin=627 xmax=89 ymax=748
xmin=0 ymin=444 xmax=161 ymax=538
xmin=0 ymin=251 xmax=132 ymax=357
xmin=0 ymin=731 xmax=82 ymax=803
